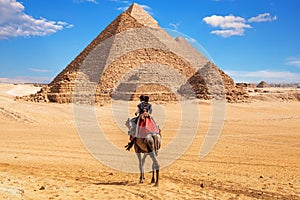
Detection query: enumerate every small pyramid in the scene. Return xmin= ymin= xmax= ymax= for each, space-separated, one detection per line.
xmin=23 ymin=3 xmax=250 ymax=103
xmin=257 ymin=81 xmax=269 ymax=88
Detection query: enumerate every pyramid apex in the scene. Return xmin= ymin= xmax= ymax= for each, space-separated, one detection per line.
xmin=125 ymin=3 xmax=159 ymax=29
xmin=127 ymin=2 xmax=139 ymax=8
xmin=126 ymin=3 xmax=144 ymax=14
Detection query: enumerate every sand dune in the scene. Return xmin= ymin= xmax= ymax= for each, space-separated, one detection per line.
xmin=0 ymin=84 xmax=299 ymax=199
xmin=5 ymin=84 xmax=41 ymax=97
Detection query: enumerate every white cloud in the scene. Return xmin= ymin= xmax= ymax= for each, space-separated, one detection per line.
xmin=0 ymin=76 xmax=52 ymax=84
xmin=286 ymin=55 xmax=300 ymax=68
xmin=28 ymin=68 xmax=51 ymax=73
xmin=211 ymin=29 xmax=245 ymax=37
xmin=286 ymin=61 xmax=300 ymax=67
xmin=0 ymin=0 xmax=73 ymax=40
xmin=117 ymin=6 xmax=129 ymax=11
xmin=169 ymin=22 xmax=180 ymax=30
xmin=110 ymin=0 xmax=128 ymax=3
xmin=203 ymin=15 xmax=250 ymax=29
xmin=248 ymin=13 xmax=277 ymax=23
xmin=74 ymin=0 xmax=98 ymax=3
xmin=203 ymin=14 xmax=251 ymax=37
xmin=57 ymin=21 xmax=74 ymax=29
xmin=110 ymin=0 xmax=133 ymax=5
xmin=203 ymin=12 xmax=276 ymax=38
xmin=225 ymin=70 xmax=300 ymax=83
xmin=83 ymin=0 xmax=98 ymax=3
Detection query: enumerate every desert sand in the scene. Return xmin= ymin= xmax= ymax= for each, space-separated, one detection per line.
xmin=0 ymin=83 xmax=299 ymax=199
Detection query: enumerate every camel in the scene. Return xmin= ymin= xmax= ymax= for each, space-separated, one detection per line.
xmin=125 ymin=114 xmax=161 ymax=186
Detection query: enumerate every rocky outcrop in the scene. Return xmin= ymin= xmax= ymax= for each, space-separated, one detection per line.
xmin=17 ymin=86 xmax=50 ymax=103
xmin=218 ymin=68 xmax=250 ymax=102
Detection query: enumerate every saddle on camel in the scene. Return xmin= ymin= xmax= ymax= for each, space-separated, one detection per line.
xmin=125 ymin=95 xmax=162 ymax=186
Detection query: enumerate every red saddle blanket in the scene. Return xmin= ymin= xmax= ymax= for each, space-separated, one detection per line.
xmin=138 ymin=117 xmax=160 ymax=138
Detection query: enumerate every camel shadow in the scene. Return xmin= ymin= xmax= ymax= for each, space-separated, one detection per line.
xmin=92 ymin=181 xmax=137 ymax=186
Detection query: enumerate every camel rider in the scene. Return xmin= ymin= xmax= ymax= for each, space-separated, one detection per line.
xmin=125 ymin=95 xmax=153 ymax=151
xmin=135 ymin=95 xmax=152 ymax=116
xmin=131 ymin=95 xmax=152 ymax=126
xmin=126 ymin=95 xmax=145 ymax=145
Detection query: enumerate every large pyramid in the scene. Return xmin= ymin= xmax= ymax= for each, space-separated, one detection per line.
xmin=23 ymin=3 xmax=249 ymax=103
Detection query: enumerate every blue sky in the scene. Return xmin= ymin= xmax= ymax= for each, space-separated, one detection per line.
xmin=0 ymin=0 xmax=299 ymax=83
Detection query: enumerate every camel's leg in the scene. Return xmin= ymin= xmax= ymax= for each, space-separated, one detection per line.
xmin=148 ymin=152 xmax=159 ymax=186
xmin=151 ymin=134 xmax=160 ymax=186
xmin=141 ymin=153 xmax=147 ymax=165
xmin=144 ymin=135 xmax=160 ymax=186
xmin=151 ymin=163 xmax=155 ymax=183
xmin=137 ymin=153 xmax=144 ymax=183
xmin=141 ymin=154 xmax=147 ymax=181
xmin=155 ymin=169 xmax=159 ymax=187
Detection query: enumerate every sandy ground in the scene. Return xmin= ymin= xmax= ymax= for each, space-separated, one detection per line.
xmin=0 ymin=83 xmax=299 ymax=199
